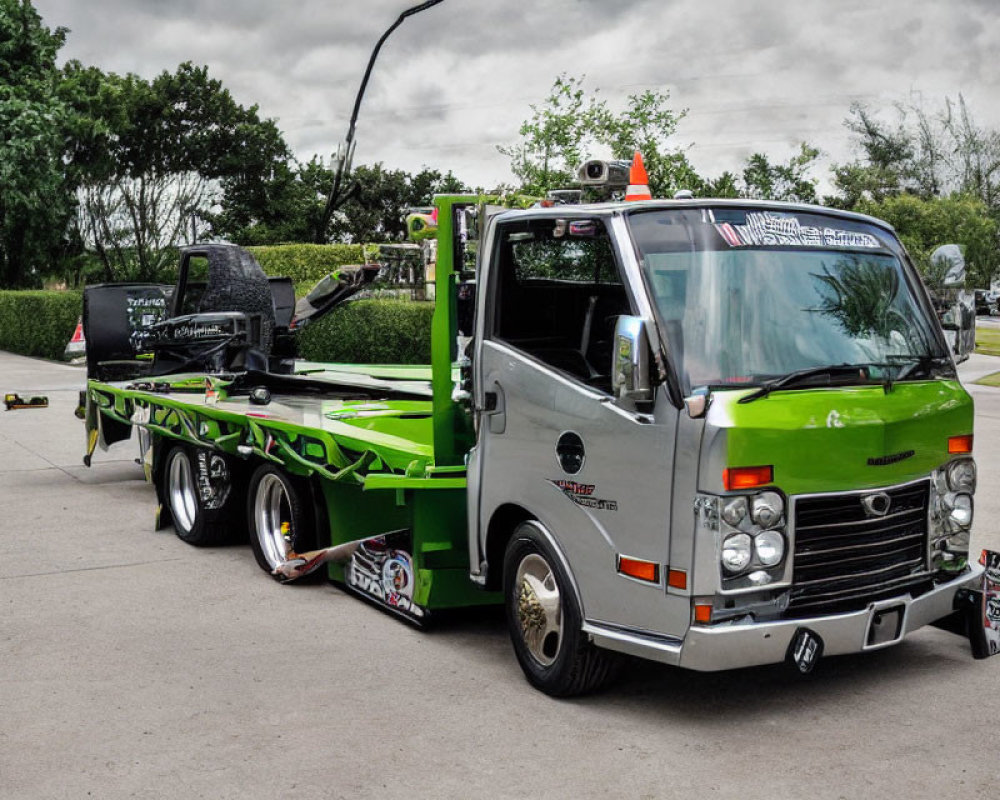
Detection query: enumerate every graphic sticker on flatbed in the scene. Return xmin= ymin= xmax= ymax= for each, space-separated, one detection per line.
xmin=347 ymin=530 xmax=426 ymax=621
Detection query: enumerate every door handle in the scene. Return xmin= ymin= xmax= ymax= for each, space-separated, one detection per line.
xmin=481 ymin=383 xmax=505 ymax=434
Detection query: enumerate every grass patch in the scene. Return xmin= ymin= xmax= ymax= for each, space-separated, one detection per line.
xmin=974 ymin=371 xmax=1000 ymax=387
xmin=976 ymin=327 xmax=1000 ymax=357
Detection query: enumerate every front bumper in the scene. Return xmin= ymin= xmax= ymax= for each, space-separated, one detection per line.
xmin=583 ymin=565 xmax=983 ymax=671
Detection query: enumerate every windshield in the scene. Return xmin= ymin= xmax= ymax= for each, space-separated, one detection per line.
xmin=628 ymin=208 xmax=950 ymax=392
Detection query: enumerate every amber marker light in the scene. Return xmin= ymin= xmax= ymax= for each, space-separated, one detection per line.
xmin=667 ymin=569 xmax=688 ymax=590
xmin=723 ymin=465 xmax=774 ymax=491
xmin=618 ymin=555 xmax=660 ymax=583
xmin=948 ymin=435 xmax=973 ymax=454
xmin=694 ymin=604 xmax=713 ymax=624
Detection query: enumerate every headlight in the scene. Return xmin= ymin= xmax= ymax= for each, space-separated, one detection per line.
xmin=750 ymin=491 xmax=784 ymax=528
xmin=722 ymin=533 xmax=753 ymax=574
xmin=721 ymin=496 xmax=748 ymax=527
xmin=948 ymin=493 xmax=973 ymax=528
xmin=754 ymin=530 xmax=785 ymax=567
xmin=946 ymin=459 xmax=976 ymax=493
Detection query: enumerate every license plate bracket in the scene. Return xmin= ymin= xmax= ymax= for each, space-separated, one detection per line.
xmin=866 ymin=605 xmax=904 ymax=647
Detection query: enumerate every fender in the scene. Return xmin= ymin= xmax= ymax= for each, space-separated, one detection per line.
xmin=509 ymin=518 xmax=586 ymax=618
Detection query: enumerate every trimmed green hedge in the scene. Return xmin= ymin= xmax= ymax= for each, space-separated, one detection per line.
xmin=0 ymin=291 xmax=82 ymax=361
xmin=298 ymin=299 xmax=434 ymax=364
xmin=0 ymin=288 xmax=433 ymax=367
xmin=248 ymin=244 xmax=375 ymax=288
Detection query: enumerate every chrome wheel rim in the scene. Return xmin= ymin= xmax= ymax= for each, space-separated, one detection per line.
xmin=167 ymin=450 xmax=198 ymax=534
xmin=514 ymin=553 xmax=563 ymax=667
xmin=253 ymin=474 xmax=293 ymax=569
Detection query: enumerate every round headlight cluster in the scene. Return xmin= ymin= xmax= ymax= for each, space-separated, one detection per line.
xmin=946 ymin=459 xmax=976 ymax=493
xmin=721 ymin=497 xmax=748 ymax=527
xmin=720 ymin=490 xmax=787 ymax=578
xmin=751 ymin=491 xmax=784 ymax=528
xmin=722 ymin=533 xmax=753 ymax=573
xmin=948 ymin=493 xmax=973 ymax=528
xmin=755 ymin=529 xmax=785 ymax=566
xmin=721 ymin=530 xmax=786 ymax=574
xmin=722 ymin=493 xmax=784 ymax=530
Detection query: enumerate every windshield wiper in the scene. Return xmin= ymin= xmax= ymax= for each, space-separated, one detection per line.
xmin=738 ymin=364 xmax=873 ymax=404
xmin=885 ymin=353 xmax=954 ymax=382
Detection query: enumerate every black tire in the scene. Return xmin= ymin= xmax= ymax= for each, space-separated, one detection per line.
xmin=161 ymin=445 xmax=236 ymax=546
xmin=246 ymin=464 xmax=315 ymax=574
xmin=503 ymin=522 xmax=619 ymax=697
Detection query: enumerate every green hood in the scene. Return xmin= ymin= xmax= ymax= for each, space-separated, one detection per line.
xmin=706 ymin=380 xmax=973 ymax=495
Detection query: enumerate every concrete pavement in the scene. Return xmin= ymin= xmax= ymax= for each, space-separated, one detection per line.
xmin=1 ymin=349 xmax=999 ymax=800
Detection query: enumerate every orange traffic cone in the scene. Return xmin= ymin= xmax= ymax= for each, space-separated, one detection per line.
xmin=625 ymin=151 xmax=652 ymax=202
xmin=65 ymin=317 xmax=86 ymax=358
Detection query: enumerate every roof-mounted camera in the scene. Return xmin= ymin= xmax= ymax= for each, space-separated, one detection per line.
xmin=577 ymin=159 xmax=631 ymax=190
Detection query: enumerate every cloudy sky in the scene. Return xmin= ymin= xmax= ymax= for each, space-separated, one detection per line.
xmin=34 ymin=0 xmax=1000 ymax=194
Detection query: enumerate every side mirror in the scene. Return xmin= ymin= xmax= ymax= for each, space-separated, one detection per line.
xmin=931 ymin=244 xmax=966 ymax=288
xmin=612 ymin=316 xmax=653 ymax=406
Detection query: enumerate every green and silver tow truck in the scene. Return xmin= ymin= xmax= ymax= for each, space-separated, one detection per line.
xmin=81 ymin=189 xmax=997 ymax=696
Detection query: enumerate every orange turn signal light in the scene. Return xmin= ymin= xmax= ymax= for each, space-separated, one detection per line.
xmin=694 ymin=604 xmax=713 ymax=624
xmin=667 ymin=569 xmax=688 ymax=590
xmin=723 ymin=465 xmax=774 ymax=491
xmin=948 ymin=434 xmax=973 ymax=454
xmin=618 ymin=556 xmax=660 ymax=583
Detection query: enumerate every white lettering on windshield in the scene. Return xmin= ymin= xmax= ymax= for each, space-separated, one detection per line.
xmin=715 ymin=212 xmax=881 ymax=250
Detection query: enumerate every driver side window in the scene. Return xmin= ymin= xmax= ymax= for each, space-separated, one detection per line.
xmin=492 ymin=218 xmax=633 ymax=393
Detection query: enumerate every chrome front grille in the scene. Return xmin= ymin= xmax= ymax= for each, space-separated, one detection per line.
xmin=787 ymin=481 xmax=931 ymax=617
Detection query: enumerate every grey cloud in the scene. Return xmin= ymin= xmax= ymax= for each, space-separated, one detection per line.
xmin=33 ymin=0 xmax=1000 ymax=189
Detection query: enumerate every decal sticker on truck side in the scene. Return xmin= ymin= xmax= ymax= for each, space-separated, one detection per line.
xmin=549 ymin=480 xmax=619 ymax=511
xmin=347 ymin=530 xmax=426 ymax=621
xmin=982 ymin=550 xmax=1000 ymax=656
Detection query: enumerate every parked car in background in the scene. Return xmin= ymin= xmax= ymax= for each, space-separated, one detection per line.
xmin=976 ymin=289 xmax=1000 ymax=316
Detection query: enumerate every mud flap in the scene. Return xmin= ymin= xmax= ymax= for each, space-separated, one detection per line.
xmin=932 ymin=550 xmax=1000 ymax=659
xmin=274 ymin=529 xmax=428 ymax=625
xmin=973 ymin=550 xmax=1000 ymax=658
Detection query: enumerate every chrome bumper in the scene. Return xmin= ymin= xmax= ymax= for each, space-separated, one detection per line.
xmin=584 ymin=565 xmax=983 ymax=672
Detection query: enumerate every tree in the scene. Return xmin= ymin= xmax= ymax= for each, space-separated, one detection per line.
xmin=940 ymin=95 xmax=1000 ymax=218
xmin=740 ymin=144 xmax=820 ymax=204
xmin=832 ymin=97 xmax=1000 ymax=215
xmin=831 ymin=98 xmax=1000 ymax=286
xmin=499 ymin=75 xmax=699 ymax=198
xmin=497 ymin=75 xmax=602 ymax=196
xmin=68 ymin=63 xmax=291 ymax=282
xmin=588 ymin=87 xmax=702 ymax=198
xmin=0 ymin=0 xmax=75 ymax=287
xmin=328 ymin=163 xmax=467 ymax=244
xmin=855 ymin=193 xmax=999 ymax=288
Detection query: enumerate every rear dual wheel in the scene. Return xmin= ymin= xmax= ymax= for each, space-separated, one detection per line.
xmin=247 ymin=464 xmax=315 ymax=574
xmin=162 ymin=445 xmax=237 ymax=546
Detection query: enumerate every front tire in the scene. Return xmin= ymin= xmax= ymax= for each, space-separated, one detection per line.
xmin=503 ymin=522 xmax=619 ymax=697
xmin=247 ymin=464 xmax=314 ymax=574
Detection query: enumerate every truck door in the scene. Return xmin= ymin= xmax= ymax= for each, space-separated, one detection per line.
xmin=472 ymin=214 xmax=681 ymax=635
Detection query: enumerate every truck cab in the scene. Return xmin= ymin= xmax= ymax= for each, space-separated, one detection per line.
xmin=465 ymin=198 xmax=981 ymax=691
